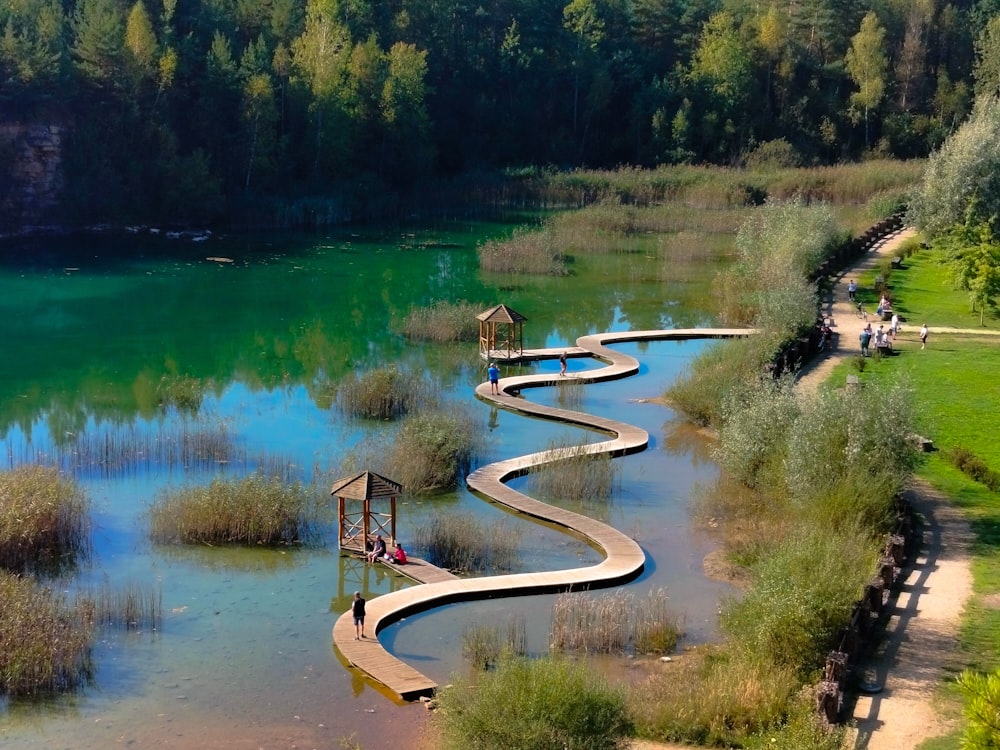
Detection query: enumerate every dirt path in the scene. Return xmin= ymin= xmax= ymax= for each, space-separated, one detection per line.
xmin=796 ymin=230 xmax=975 ymax=749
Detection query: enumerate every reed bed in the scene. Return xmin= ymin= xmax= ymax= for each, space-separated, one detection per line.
xmin=0 ymin=465 xmax=90 ymax=574
xmin=156 ymin=374 xmax=209 ymax=414
xmin=555 ymin=379 xmax=585 ymax=411
xmin=400 ymin=301 xmax=481 ymax=343
xmin=413 ymin=515 xmax=519 ymax=573
xmin=0 ymin=571 xmax=93 ymax=696
xmin=336 ymin=365 xmax=435 ymax=420
xmin=148 ymin=474 xmax=320 ymax=546
xmin=527 ymin=438 xmax=618 ymax=504
xmin=478 ymin=226 xmax=568 ymax=275
xmin=461 ymin=615 xmax=527 ymax=670
xmin=387 ymin=410 xmax=480 ymax=493
xmin=549 ymin=588 xmax=681 ymax=655
xmin=76 ymin=581 xmax=163 ymax=632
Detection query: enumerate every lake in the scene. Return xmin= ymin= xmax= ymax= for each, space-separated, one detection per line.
xmin=0 ymin=221 xmax=734 ymax=749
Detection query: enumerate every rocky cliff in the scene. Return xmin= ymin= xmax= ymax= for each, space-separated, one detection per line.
xmin=0 ymin=122 xmax=65 ymax=231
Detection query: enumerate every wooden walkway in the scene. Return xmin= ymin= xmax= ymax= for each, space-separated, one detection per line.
xmin=332 ymin=327 xmax=755 ymax=700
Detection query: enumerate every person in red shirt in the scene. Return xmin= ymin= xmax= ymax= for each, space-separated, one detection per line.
xmin=391 ymin=544 xmax=407 ymax=565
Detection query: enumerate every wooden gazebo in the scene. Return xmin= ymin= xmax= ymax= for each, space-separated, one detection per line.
xmin=330 ymin=471 xmax=401 ymax=553
xmin=477 ymin=303 xmax=527 ymax=361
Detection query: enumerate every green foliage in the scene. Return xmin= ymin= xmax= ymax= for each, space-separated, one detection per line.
xmin=910 ymin=96 xmax=1000 ymax=237
xmin=947 ymin=447 xmax=1000 ymax=493
xmin=478 ymin=226 xmax=568 ymax=276
xmin=147 ymin=473 xmax=319 ymax=546
xmin=957 ymin=668 xmax=1000 ymax=748
xmin=0 ymin=466 xmax=90 ymax=574
xmin=387 ymin=410 xmax=478 ymax=493
xmin=0 ymin=571 xmax=94 ymax=696
xmin=434 ymin=653 xmax=632 ymax=750
xmin=461 ymin=616 xmax=526 ymax=670
xmin=934 ymin=213 xmax=1000 ymax=324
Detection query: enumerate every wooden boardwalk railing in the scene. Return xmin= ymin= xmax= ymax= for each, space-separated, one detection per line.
xmin=332 ymin=327 xmax=756 ymax=699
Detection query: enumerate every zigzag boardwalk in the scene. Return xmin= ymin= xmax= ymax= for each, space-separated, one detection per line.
xmin=332 ymin=328 xmax=754 ymax=699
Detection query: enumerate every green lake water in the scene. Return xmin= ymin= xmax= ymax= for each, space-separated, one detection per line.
xmin=0 ymin=221 xmax=734 ymax=749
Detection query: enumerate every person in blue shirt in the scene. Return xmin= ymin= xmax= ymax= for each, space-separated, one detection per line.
xmin=487 ymin=362 xmax=500 ymax=394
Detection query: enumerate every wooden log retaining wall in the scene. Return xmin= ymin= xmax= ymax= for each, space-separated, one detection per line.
xmin=815 ymin=499 xmax=917 ymax=725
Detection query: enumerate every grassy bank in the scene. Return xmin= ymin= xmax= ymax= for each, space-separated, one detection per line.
xmin=824 ymin=244 xmax=1000 ymax=747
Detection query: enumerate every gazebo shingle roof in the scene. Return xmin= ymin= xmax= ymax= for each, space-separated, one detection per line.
xmin=329 ymin=471 xmax=402 ymax=500
xmin=476 ymin=303 xmax=527 ymax=324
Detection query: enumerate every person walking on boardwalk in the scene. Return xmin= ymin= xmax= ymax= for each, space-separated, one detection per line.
xmin=559 ymin=351 xmax=567 ymax=376
xmin=487 ymin=362 xmax=500 ymax=394
xmin=351 ymin=591 xmax=366 ymax=640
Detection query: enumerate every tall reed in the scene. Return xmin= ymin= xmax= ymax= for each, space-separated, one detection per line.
xmin=527 ymin=438 xmax=618 ymax=504
xmin=0 ymin=571 xmax=93 ymax=696
xmin=413 ymin=515 xmax=519 ymax=573
xmin=387 ymin=409 xmax=480 ymax=493
xmin=549 ymin=588 xmax=680 ymax=655
xmin=77 ymin=581 xmax=163 ymax=631
xmin=148 ymin=473 xmax=320 ymax=546
xmin=400 ymin=301 xmax=481 ymax=343
xmin=0 ymin=465 xmax=90 ymax=573
xmin=461 ymin=615 xmax=527 ymax=670
xmin=478 ymin=226 xmax=568 ymax=275
xmin=337 ymin=365 xmax=434 ymax=419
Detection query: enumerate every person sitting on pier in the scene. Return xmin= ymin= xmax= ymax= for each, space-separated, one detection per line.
xmin=367 ymin=534 xmax=386 ymax=564
xmin=390 ymin=543 xmax=407 ymax=565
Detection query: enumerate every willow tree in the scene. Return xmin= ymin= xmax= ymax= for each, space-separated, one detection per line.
xmin=845 ymin=11 xmax=887 ymax=151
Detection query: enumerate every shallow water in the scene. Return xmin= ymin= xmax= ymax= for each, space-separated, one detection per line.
xmin=0 ymin=223 xmax=733 ymax=748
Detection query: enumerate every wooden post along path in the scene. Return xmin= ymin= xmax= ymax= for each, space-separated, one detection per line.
xmin=332 ymin=327 xmax=756 ymax=700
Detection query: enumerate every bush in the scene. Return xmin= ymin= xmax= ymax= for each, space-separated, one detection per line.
xmin=0 ymin=571 xmax=94 ymax=696
xmin=148 ymin=474 xmax=319 ymax=545
xmin=434 ymin=653 xmax=632 ymax=750
xmin=0 ymin=466 xmax=90 ymax=574
xmin=387 ymin=410 xmax=479 ymax=493
xmin=947 ymin=446 xmax=1000 ymax=492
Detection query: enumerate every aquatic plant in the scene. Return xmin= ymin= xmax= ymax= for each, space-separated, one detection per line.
xmin=0 ymin=466 xmax=90 ymax=574
xmin=336 ymin=365 xmax=434 ymax=420
xmin=461 ymin=615 xmax=527 ymax=670
xmin=550 ymin=588 xmax=680 ymax=655
xmin=413 ymin=515 xmax=519 ymax=573
xmin=387 ymin=410 xmax=479 ymax=493
xmin=527 ymin=438 xmax=618 ymax=504
xmin=400 ymin=300 xmax=481 ymax=343
xmin=147 ymin=473 xmax=320 ymax=546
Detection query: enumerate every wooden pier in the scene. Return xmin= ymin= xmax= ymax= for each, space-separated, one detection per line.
xmin=332 ymin=327 xmax=755 ymax=699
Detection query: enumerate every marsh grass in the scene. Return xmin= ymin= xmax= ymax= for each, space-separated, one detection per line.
xmin=148 ymin=474 xmax=320 ymax=546
xmin=0 ymin=466 xmax=90 ymax=574
xmin=550 ymin=588 xmax=680 ymax=655
xmin=0 ymin=571 xmax=93 ymax=696
xmin=461 ymin=616 xmax=527 ymax=670
xmin=337 ymin=365 xmax=435 ymax=419
xmin=527 ymin=438 xmax=618 ymax=504
xmin=434 ymin=652 xmax=632 ymax=750
xmin=77 ymin=581 xmax=163 ymax=631
xmin=555 ymin=379 xmax=585 ymax=410
xmin=156 ymin=374 xmax=208 ymax=414
xmin=413 ymin=515 xmax=519 ymax=573
xmin=479 ymin=226 xmax=568 ymax=275
xmin=387 ymin=410 xmax=480 ymax=493
xmin=400 ymin=301 xmax=481 ymax=343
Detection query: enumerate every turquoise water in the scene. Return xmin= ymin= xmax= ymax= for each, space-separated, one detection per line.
xmin=0 ymin=223 xmax=732 ymax=748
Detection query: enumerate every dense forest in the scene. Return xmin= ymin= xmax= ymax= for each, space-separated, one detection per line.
xmin=3 ymin=0 xmax=1000 ymax=224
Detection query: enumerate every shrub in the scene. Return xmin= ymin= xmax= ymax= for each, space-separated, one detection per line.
xmin=947 ymin=446 xmax=1000 ymax=492
xmin=337 ymin=365 xmax=433 ymax=420
xmin=957 ymin=667 xmax=1000 ymax=749
xmin=0 ymin=571 xmax=94 ymax=696
xmin=0 ymin=466 xmax=90 ymax=574
xmin=387 ymin=410 xmax=479 ymax=493
xmin=148 ymin=473 xmax=319 ymax=546
xmin=400 ymin=301 xmax=481 ymax=343
xmin=743 ymin=139 xmax=802 ymax=170
xmin=434 ymin=653 xmax=632 ymax=750
xmin=413 ymin=515 xmax=519 ymax=573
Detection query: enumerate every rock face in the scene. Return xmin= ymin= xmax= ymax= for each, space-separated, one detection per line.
xmin=0 ymin=122 xmax=65 ymax=229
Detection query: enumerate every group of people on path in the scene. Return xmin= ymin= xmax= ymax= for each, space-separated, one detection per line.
xmin=848 ymin=279 xmax=929 ymax=355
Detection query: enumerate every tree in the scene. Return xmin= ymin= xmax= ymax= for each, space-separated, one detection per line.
xmin=957 ymin=668 xmax=1000 ymax=748
xmin=973 ymin=14 xmax=1000 ymax=100
xmin=910 ymin=95 xmax=1000 ymax=237
xmin=0 ymin=0 xmax=67 ymax=98
xmin=937 ymin=211 xmax=1000 ymax=325
xmin=71 ymin=0 xmax=126 ymax=91
xmin=844 ymin=11 xmax=887 ymax=150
